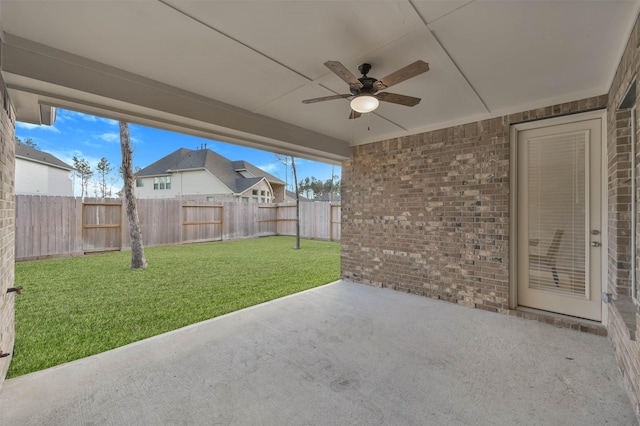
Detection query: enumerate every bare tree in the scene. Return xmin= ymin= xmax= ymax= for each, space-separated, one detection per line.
xmin=16 ymin=136 xmax=38 ymax=149
xmin=72 ymin=156 xmax=93 ymax=199
xmin=96 ymin=157 xmax=113 ymax=198
xmin=274 ymin=153 xmax=292 ymax=192
xmin=119 ymin=121 xmax=147 ymax=269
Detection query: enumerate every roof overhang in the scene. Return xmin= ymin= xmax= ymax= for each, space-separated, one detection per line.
xmin=1 ymin=34 xmax=349 ymax=164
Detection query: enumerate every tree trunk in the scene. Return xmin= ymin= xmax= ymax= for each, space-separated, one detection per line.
xmin=291 ymin=156 xmax=300 ymax=250
xmin=119 ymin=121 xmax=148 ymax=269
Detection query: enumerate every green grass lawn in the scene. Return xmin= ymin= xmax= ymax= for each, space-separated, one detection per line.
xmin=8 ymin=236 xmax=340 ymax=378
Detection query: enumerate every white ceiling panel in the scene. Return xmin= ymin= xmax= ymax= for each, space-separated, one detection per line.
xmin=167 ymin=0 xmax=426 ymax=81
xmin=2 ymin=0 xmax=639 ymax=160
xmin=411 ymin=0 xmax=473 ymax=24
xmin=425 ymin=0 xmax=637 ymax=111
xmin=254 ymin=84 xmax=404 ymax=143
xmin=1 ymin=0 xmax=309 ymax=111
xmin=301 ymin=28 xmax=487 ymax=138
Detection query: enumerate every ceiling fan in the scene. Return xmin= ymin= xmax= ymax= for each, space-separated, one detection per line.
xmin=302 ymin=60 xmax=430 ymax=119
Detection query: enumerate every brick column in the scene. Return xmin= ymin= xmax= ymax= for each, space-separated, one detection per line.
xmin=0 ymin=73 xmax=16 ymax=387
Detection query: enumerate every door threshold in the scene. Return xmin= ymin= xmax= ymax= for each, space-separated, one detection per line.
xmin=514 ymin=306 xmax=606 ymax=335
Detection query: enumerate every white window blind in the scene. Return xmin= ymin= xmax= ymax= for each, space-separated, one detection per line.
xmin=527 ymin=131 xmax=587 ymax=295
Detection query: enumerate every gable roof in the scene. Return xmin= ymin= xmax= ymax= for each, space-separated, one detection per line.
xmin=136 ymin=148 xmax=285 ymax=194
xmin=15 ymin=142 xmax=73 ymax=171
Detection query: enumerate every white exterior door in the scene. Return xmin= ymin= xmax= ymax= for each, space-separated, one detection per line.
xmin=516 ymin=115 xmax=603 ymax=321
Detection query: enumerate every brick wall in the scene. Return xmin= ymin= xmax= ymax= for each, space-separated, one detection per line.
xmin=342 ymin=95 xmax=606 ymax=317
xmin=0 ymin=73 xmax=16 ymax=388
xmin=606 ymin=12 xmax=640 ymax=418
xmin=342 ymin=12 xmax=640 ymax=417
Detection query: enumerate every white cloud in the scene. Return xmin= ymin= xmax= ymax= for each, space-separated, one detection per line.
xmin=57 ymin=110 xmax=118 ymax=125
xmin=55 ymin=110 xmax=77 ymax=123
xmin=83 ymin=140 xmax=103 ymax=148
xmin=79 ymin=113 xmax=98 ymax=122
xmin=97 ymin=132 xmax=119 ymax=142
xmin=16 ymin=122 xmax=61 ymax=133
xmin=100 ymin=117 xmax=119 ymax=126
xmin=258 ymin=163 xmax=280 ymax=174
xmin=46 ymin=148 xmax=113 ymax=172
xmin=45 ymin=147 xmax=122 ymax=197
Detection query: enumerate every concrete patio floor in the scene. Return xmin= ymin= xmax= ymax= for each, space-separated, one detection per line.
xmin=0 ymin=280 xmax=636 ymax=425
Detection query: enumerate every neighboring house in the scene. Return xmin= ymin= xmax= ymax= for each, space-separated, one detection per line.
xmin=14 ymin=142 xmax=73 ymax=196
xmin=284 ymin=190 xmax=310 ymax=203
xmin=134 ymin=147 xmax=285 ymax=202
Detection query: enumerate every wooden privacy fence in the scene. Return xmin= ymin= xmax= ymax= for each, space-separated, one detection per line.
xmin=182 ymin=205 xmax=223 ymax=243
xmin=15 ymin=195 xmax=341 ymax=260
xmin=83 ymin=201 xmax=122 ymax=252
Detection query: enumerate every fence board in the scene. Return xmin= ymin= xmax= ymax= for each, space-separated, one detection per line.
xmin=330 ymin=204 xmax=341 ymax=241
xmin=258 ymin=206 xmax=278 ymax=236
xmin=82 ymin=200 xmax=122 ymax=252
xmin=15 ymin=195 xmax=85 ymax=259
xmin=182 ymin=205 xmax=223 ymax=243
xmin=15 ymin=196 xmax=341 ymax=260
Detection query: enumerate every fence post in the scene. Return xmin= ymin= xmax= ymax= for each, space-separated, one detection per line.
xmin=220 ymin=204 xmax=224 ymax=241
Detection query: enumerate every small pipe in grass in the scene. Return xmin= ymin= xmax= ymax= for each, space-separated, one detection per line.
xmin=6 ymin=286 xmax=23 ymax=294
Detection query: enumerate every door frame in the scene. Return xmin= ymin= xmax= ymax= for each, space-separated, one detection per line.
xmin=509 ymin=110 xmax=608 ymax=323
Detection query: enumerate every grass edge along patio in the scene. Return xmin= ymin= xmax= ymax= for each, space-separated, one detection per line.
xmin=8 ymin=236 xmax=340 ymax=378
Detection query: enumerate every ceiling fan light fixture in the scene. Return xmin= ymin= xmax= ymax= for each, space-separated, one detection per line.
xmin=350 ymin=95 xmax=379 ymax=113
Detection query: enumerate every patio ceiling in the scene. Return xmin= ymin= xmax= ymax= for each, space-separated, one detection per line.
xmin=1 ymin=1 xmax=638 ymax=163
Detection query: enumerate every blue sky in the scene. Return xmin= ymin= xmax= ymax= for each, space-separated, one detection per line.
xmin=16 ymin=109 xmax=341 ymax=196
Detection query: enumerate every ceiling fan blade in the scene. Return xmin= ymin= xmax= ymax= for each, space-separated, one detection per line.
xmin=302 ymin=94 xmax=352 ymax=104
xmin=373 ymin=60 xmax=430 ymax=91
xmin=376 ymin=92 xmax=421 ymax=107
xmin=349 ymin=110 xmax=362 ymax=120
xmin=325 ymin=61 xmax=364 ymax=89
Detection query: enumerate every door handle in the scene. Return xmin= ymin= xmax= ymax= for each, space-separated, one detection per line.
xmin=591 ymin=242 xmax=601 ymax=247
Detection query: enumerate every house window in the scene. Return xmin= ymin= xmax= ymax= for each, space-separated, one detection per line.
xmin=242 ymin=197 xmax=249 ymax=203
xmin=260 ymin=190 xmax=265 ymax=196
xmin=252 ymin=189 xmax=258 ymax=196
xmin=252 ymin=197 xmax=258 ymax=202
xmin=136 ymin=179 xmax=144 ymax=187
xmin=153 ymin=176 xmax=171 ymax=190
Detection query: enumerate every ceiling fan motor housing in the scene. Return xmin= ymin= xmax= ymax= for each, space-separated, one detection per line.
xmin=358 ymin=63 xmax=372 ymax=75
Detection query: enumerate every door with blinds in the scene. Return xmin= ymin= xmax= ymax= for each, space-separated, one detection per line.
xmin=516 ymin=117 xmax=602 ymax=321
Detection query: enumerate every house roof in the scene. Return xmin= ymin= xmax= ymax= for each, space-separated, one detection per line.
xmin=136 ymin=148 xmax=285 ymax=194
xmin=15 ymin=142 xmax=73 ymax=171
xmin=285 ymin=190 xmax=310 ymax=202
xmin=3 ymin=2 xmax=638 ymax=164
